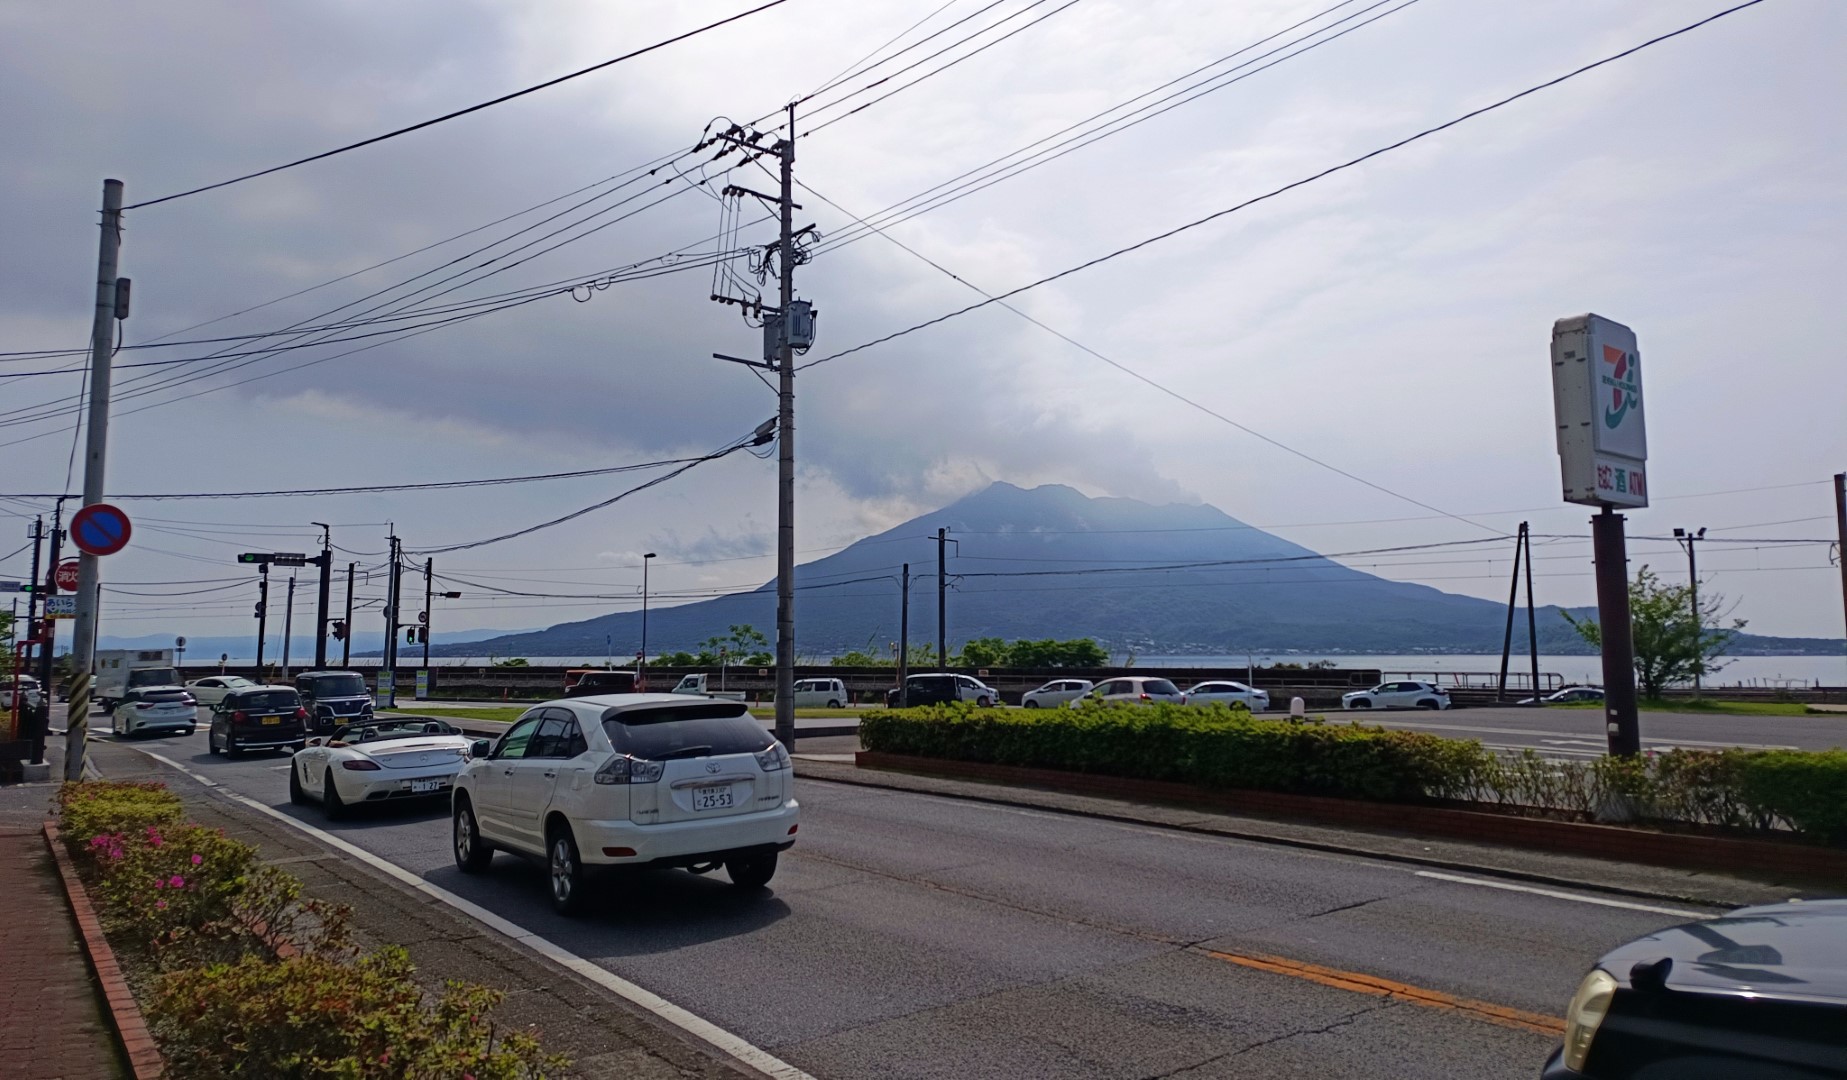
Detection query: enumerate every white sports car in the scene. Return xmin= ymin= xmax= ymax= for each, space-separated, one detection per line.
xmin=288 ymin=716 xmax=474 ymax=819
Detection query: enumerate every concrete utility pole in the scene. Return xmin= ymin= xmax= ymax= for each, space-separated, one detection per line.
xmin=1593 ymin=508 xmax=1641 ymax=755
xmin=281 ymin=575 xmax=296 ymax=679
xmin=24 ymin=516 xmax=46 ymax=764
xmin=313 ymin=523 xmax=332 ymax=668
xmin=640 ymin=552 xmax=656 ymax=681
xmin=382 ymin=533 xmax=401 ymax=706
xmin=1835 ymin=473 xmax=1847 ymax=682
xmin=422 ymin=558 xmax=433 ymax=670
xmin=255 ymin=564 xmax=269 ymax=673
xmin=1673 ymin=527 xmax=1706 ymax=694
xmin=65 ymin=180 xmax=125 ymax=780
xmin=772 ymin=103 xmax=798 ymax=751
xmin=342 ymin=562 xmax=355 ymax=667
xmin=1496 ymin=524 xmax=1524 ymax=702
xmin=899 ymin=562 xmax=910 ymax=693
xmin=936 ymin=528 xmax=948 ymax=672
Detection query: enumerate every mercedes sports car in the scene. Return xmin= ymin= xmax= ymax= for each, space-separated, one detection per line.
xmin=288 ymin=716 xmax=474 ymax=819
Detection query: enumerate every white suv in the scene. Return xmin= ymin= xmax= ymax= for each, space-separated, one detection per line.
xmin=451 ymin=694 xmax=799 ymax=915
xmin=1342 ymin=680 xmax=1451 ymax=711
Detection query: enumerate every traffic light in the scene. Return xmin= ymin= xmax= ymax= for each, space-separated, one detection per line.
xmin=330 ymin=620 xmax=347 ymax=642
xmin=406 ymin=627 xmax=418 ymax=644
xmin=254 ymin=601 xmax=266 ymax=618
xmin=238 ymin=553 xmax=269 ymax=564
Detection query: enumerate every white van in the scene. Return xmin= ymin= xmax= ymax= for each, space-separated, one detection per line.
xmin=792 ymin=678 xmax=848 ymax=708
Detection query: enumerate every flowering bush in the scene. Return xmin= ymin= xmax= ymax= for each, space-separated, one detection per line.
xmin=59 ymin=780 xmax=183 ymax=839
xmin=150 ymin=947 xmax=568 ymax=1080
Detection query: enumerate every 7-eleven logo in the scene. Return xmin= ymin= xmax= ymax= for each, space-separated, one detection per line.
xmin=1602 ymin=344 xmax=1638 ymax=429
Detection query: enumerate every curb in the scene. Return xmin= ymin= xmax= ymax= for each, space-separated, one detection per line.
xmin=42 ymin=821 xmax=166 ymax=1080
xmin=799 ymin=759 xmax=1774 ymax=910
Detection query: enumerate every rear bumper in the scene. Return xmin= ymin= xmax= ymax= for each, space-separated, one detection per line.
xmin=576 ymin=798 xmax=801 ymax=866
xmin=337 ymin=766 xmax=462 ymax=802
xmin=125 ymin=715 xmax=195 ymax=733
xmin=230 ymin=726 xmax=306 ymax=748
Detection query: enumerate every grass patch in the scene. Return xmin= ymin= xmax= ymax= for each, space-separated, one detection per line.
xmin=1550 ymin=698 xmax=1814 ymax=717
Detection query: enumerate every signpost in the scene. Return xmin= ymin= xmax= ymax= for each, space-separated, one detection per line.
xmin=69 ymin=503 xmax=132 ymax=557
xmin=1551 ymin=313 xmax=1647 ymax=756
xmin=415 ymin=670 xmax=429 ymax=700
xmin=45 ymin=596 xmax=76 ymax=619
xmin=54 ymin=560 xmax=80 ymax=593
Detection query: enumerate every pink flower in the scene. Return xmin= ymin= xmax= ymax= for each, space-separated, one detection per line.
xmin=153 ymin=878 xmax=164 ymax=889
xmin=168 ymin=875 xmax=185 ymax=889
xmin=155 ymin=900 xmax=167 ymax=910
xmin=190 ymin=854 xmax=203 ymax=866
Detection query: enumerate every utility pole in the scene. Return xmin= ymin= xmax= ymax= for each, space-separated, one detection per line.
xmin=255 ymin=564 xmax=270 ymax=674
xmin=899 ymin=563 xmax=910 ymax=694
xmin=312 ymin=523 xmax=332 ymax=668
xmin=640 ymin=552 xmax=656 ymax=682
xmin=1524 ymin=519 xmax=1540 ymax=703
xmin=422 ymin=559 xmax=433 ymax=669
xmin=1593 ymin=508 xmax=1641 ymax=756
xmin=772 ymin=102 xmax=798 ymax=751
xmin=936 ymin=528 xmax=949 ymax=672
xmin=64 ymin=179 xmax=126 ymax=780
xmin=1496 ymin=525 xmax=1523 ymax=702
xmin=382 ymin=533 xmax=401 ymax=707
xmin=1673 ymin=527 xmax=1706 ymax=694
xmin=281 ymin=575 xmax=296 ymax=679
xmin=342 ymin=562 xmax=355 ymax=667
xmin=1836 ymin=473 xmax=1847 ymax=684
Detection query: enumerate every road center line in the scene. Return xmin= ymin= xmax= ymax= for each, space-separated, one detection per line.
xmin=1413 ymin=870 xmax=1708 ymax=918
xmin=130 ymin=749 xmax=817 ymax=1080
xmin=1201 ymin=949 xmax=1566 ymax=1037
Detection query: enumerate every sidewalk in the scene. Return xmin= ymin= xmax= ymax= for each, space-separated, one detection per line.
xmin=0 ymin=763 xmax=127 ymax=1080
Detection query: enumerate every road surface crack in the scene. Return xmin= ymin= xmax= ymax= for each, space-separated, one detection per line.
xmin=1135 ymin=1002 xmax=1393 ymax=1078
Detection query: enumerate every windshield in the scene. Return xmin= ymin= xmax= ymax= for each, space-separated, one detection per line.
xmin=600 ymin=703 xmax=771 ymax=759
xmin=304 ymin=674 xmax=367 ymax=697
xmin=128 ymin=668 xmax=180 ymax=688
xmin=334 ymin=718 xmax=457 ymax=743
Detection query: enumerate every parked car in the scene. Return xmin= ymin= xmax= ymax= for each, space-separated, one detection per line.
xmin=563 ymin=669 xmax=643 ymax=697
xmin=110 ymin=686 xmax=197 ymax=738
xmin=1520 ymin=686 xmax=1606 ymax=706
xmin=792 ymin=677 xmax=848 ymax=708
xmin=1021 ymin=679 xmax=1094 ymax=708
xmin=289 ymin=716 xmax=471 ymax=820
xmin=885 ymin=672 xmax=1000 ymax=707
xmin=1540 ymin=898 xmax=1846 ymax=1078
xmin=294 ymin=670 xmax=375 ymax=732
xmin=1342 ymin=680 xmax=1451 ymax=710
xmin=451 ymin=695 xmax=800 ymax=915
xmin=207 ymin=686 xmax=308 ymax=757
xmin=2 ymin=675 xmax=44 ymax=712
xmin=1184 ymin=680 xmax=1270 ymax=711
xmin=184 ymin=675 xmax=258 ymax=707
xmin=669 ymin=673 xmax=747 ymax=702
xmin=1076 ymin=677 xmax=1186 ymax=706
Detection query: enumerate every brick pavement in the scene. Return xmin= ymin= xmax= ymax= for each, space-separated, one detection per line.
xmin=0 ymin=765 xmax=127 ymax=1080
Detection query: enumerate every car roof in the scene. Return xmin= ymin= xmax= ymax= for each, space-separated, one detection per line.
xmin=228 ymin=684 xmax=298 ymax=694
xmin=544 ymin=692 xmax=731 ymax=713
xmin=297 ymin=670 xmax=363 ymax=678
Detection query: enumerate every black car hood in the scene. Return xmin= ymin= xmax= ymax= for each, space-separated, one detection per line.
xmin=1599 ymin=900 xmax=1847 ymax=1006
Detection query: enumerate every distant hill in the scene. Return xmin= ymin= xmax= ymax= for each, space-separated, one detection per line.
xmin=424 ymin=483 xmax=1843 ymax=661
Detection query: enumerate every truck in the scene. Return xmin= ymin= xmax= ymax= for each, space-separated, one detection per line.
xmin=94 ymin=649 xmax=183 ymax=712
xmin=669 ymin=673 xmax=747 ymax=702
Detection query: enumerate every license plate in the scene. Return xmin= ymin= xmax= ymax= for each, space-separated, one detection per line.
xmin=410 ymin=778 xmax=445 ymax=794
xmin=261 ymin=715 xmax=282 ymax=725
xmin=691 ymin=785 xmax=733 ymax=811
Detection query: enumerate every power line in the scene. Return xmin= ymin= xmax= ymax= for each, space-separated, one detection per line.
xmin=802 ymin=0 xmax=969 ymax=102
xmin=122 ymin=0 xmax=799 ymax=210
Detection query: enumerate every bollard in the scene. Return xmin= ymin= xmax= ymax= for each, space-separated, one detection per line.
xmin=1290 ymin=696 xmax=1305 ymax=719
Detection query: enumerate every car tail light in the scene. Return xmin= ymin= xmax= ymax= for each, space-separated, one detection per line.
xmin=295 ymin=707 xmax=309 ymax=720
xmin=339 ymin=759 xmax=382 ymax=771
xmin=755 ymin=743 xmax=791 ymax=773
xmin=593 ymin=754 xmax=664 ymax=785
xmin=1139 ymin=693 xmax=1151 ymax=701
xmin=232 ymin=710 xmax=247 ymax=724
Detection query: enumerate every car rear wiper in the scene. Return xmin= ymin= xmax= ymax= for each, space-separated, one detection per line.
xmin=652 ymin=745 xmax=714 ymax=761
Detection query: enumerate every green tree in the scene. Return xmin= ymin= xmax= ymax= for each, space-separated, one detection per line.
xmin=490 ymin=657 xmax=529 ymax=668
xmin=698 ymin=624 xmax=771 ymax=667
xmin=953 ymin=637 xmax=1010 ymax=668
xmin=1561 ymin=565 xmax=1746 ymax=698
xmin=1009 ymin=637 xmax=1108 ymax=668
xmin=656 ymin=650 xmax=699 ymax=667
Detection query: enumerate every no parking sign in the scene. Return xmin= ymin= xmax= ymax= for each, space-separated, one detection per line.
xmin=70 ymin=503 xmax=132 ymax=557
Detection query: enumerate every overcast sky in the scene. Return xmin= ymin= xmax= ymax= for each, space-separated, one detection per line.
xmin=3 ymin=0 xmax=1843 ymax=650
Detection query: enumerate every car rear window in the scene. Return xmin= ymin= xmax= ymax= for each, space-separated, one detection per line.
xmin=137 ymin=688 xmax=192 ymax=703
xmin=303 ymin=674 xmax=366 ymax=696
xmin=232 ymin=691 xmax=299 ymax=712
xmin=1145 ymin=680 xmax=1180 ymax=695
xmin=600 ymin=703 xmax=771 ymax=760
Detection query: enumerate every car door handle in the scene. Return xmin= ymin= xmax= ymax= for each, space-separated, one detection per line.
xmin=501 ymin=768 xmax=514 ymax=776
xmin=542 ymin=771 xmax=557 ymax=779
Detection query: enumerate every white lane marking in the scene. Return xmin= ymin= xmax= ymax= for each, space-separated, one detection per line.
xmin=132 ymin=749 xmax=816 ymax=1080
xmin=1414 ymin=871 xmax=1708 ymax=919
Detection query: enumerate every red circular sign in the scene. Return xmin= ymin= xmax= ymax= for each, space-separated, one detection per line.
xmin=69 ymin=502 xmax=132 ymax=557
xmin=54 ymin=559 xmax=80 ymax=592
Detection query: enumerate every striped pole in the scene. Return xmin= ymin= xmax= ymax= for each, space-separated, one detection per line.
xmin=64 ymin=669 xmax=90 ymax=780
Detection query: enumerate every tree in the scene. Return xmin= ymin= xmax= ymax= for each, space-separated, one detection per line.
xmin=689 ymin=624 xmax=771 ymax=667
xmin=1561 ymin=565 xmax=1745 ymax=698
xmin=656 ymin=651 xmax=699 ymax=667
xmin=491 ymin=657 xmax=530 ymax=668
xmin=953 ymin=637 xmax=1010 ymax=668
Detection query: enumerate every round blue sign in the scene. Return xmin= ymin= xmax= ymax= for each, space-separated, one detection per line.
xmin=70 ymin=502 xmax=132 ymax=557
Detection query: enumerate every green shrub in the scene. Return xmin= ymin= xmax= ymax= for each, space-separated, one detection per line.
xmin=150 ymin=946 xmax=568 ymax=1079
xmin=59 ymin=780 xmax=184 ymax=839
xmin=1733 ymin=750 xmax=1847 ymax=843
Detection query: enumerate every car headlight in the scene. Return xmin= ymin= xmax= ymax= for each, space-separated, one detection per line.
xmin=1562 ymin=969 xmax=1618 ymax=1071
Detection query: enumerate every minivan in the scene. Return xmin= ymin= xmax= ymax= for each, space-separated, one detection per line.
xmin=792 ymin=678 xmax=848 ymax=708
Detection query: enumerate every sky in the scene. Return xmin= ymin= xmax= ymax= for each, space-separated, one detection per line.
xmin=2 ymin=0 xmax=1844 ymax=651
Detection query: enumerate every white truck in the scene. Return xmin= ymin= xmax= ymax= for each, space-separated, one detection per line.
xmin=669 ymin=673 xmax=748 ymax=702
xmin=94 ymin=648 xmax=183 ymax=712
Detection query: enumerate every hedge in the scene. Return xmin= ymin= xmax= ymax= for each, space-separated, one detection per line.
xmin=859 ymin=702 xmax=1847 ymax=845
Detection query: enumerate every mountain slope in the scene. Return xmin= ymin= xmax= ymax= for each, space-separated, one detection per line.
xmin=432 ymin=483 xmax=1609 ymax=659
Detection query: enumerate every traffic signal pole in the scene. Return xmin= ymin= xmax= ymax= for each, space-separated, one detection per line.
xmin=342 ymin=562 xmax=355 ymax=667
xmin=64 ymin=180 xmax=125 ymax=780
xmin=255 ymin=564 xmax=270 ymax=673
xmin=313 ymin=525 xmax=332 ymax=669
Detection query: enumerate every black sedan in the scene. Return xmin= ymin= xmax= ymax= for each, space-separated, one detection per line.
xmin=1543 ymin=899 xmax=1846 ymax=1078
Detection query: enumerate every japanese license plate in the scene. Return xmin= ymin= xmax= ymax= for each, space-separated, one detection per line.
xmin=261 ymin=715 xmax=282 ymax=725
xmin=410 ymin=778 xmax=444 ymax=794
xmin=691 ymin=785 xmax=733 ymax=811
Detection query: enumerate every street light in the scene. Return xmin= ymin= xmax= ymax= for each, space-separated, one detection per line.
xmin=1673 ymin=527 xmax=1707 ymax=694
xmin=641 ymin=553 xmax=657 ymax=678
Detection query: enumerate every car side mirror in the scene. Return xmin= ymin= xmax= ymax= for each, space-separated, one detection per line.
xmin=471 ymin=739 xmax=492 ymax=759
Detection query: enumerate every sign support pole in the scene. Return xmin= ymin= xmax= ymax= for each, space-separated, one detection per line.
xmin=1593 ymin=507 xmax=1641 ymax=755
xmin=65 ymin=180 xmax=124 ymax=780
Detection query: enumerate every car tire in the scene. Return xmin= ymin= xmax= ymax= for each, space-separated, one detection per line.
xmin=323 ymin=771 xmax=350 ymax=821
xmin=1023 ymin=700 xmax=1040 ymax=708
xmin=452 ymin=797 xmax=493 ymax=874
xmin=182 ymin=727 xmax=195 ymax=737
xmin=208 ymin=730 xmax=222 ymax=756
xmin=977 ymin=696 xmax=993 ymax=708
xmin=288 ymin=762 xmax=309 ymax=806
xmin=726 ymin=851 xmax=778 ymax=890
xmin=1417 ymin=699 xmax=1440 ymax=710
xmin=225 ymin=734 xmax=244 ymax=758
xmin=547 ymin=823 xmax=587 ymax=916
xmin=1350 ymin=699 xmax=1372 ymax=709
xmin=826 ymin=699 xmax=842 ymax=709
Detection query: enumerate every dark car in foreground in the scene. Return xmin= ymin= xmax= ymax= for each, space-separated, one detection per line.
xmin=207 ymin=686 xmax=309 ymax=757
xmin=1543 ymin=899 xmax=1846 ymax=1078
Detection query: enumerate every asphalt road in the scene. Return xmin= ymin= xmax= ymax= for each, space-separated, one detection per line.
xmin=83 ymin=716 xmax=1735 ymax=1080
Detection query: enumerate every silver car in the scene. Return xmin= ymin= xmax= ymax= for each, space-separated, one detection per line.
xmin=1074 ymin=677 xmax=1186 ymax=706
xmin=1022 ymin=679 xmax=1093 ymax=708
